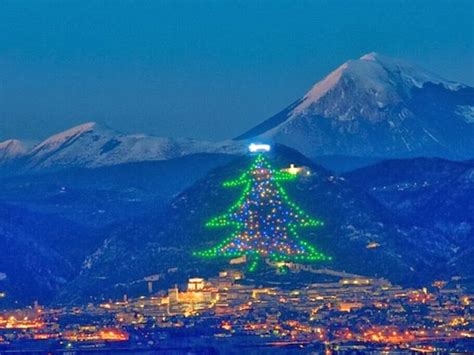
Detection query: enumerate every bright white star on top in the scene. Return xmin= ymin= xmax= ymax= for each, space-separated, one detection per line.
xmin=248 ymin=143 xmax=271 ymax=153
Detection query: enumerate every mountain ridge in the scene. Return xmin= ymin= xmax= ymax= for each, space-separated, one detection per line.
xmin=0 ymin=139 xmax=28 ymax=163
xmin=2 ymin=53 xmax=472 ymax=174
xmin=237 ymin=53 xmax=474 ymax=160
xmin=59 ymin=146 xmax=460 ymax=302
xmin=0 ymin=122 xmax=246 ymax=173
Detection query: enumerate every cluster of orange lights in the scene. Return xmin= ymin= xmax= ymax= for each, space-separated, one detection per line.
xmin=0 ymin=315 xmax=128 ymax=344
xmin=98 ymin=328 xmax=129 ymax=341
xmin=33 ymin=333 xmax=60 ymax=340
xmin=220 ymin=321 xmax=232 ymax=331
xmin=63 ymin=328 xmax=129 ymax=342
xmin=0 ymin=316 xmax=44 ymax=330
xmin=408 ymin=290 xmax=433 ymax=304
xmin=362 ymin=327 xmax=415 ymax=344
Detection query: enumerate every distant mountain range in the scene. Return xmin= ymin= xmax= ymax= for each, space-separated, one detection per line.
xmin=0 ymin=53 xmax=473 ymax=305
xmin=344 ymin=157 xmax=474 ymax=250
xmin=0 ymin=122 xmax=245 ymax=174
xmin=1 ymin=53 xmax=473 ymax=174
xmin=238 ymin=53 xmax=474 ymax=160
xmin=0 ymin=153 xmax=236 ymax=229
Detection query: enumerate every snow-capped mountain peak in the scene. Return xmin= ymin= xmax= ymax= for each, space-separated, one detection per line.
xmin=31 ymin=122 xmax=108 ymax=153
xmin=238 ymin=52 xmax=474 ymax=159
xmin=360 ymin=52 xmax=463 ymax=90
xmin=0 ymin=139 xmax=28 ymax=162
xmin=1 ymin=122 xmax=246 ymax=172
xmin=291 ymin=52 xmax=464 ymax=118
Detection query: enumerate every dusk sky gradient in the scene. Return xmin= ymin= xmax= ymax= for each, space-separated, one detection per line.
xmin=1 ymin=0 xmax=473 ymax=142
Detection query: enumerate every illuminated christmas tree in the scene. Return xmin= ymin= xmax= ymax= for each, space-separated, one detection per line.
xmin=194 ymin=153 xmax=330 ymax=271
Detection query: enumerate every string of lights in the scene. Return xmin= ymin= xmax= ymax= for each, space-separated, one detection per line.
xmin=194 ymin=154 xmax=330 ymax=267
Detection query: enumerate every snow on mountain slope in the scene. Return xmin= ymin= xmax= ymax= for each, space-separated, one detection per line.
xmin=456 ymin=105 xmax=474 ymax=123
xmin=0 ymin=139 xmax=27 ymax=163
xmin=18 ymin=122 xmax=245 ymax=171
xmin=238 ymin=52 xmax=474 ymax=159
xmin=291 ymin=52 xmax=463 ymax=119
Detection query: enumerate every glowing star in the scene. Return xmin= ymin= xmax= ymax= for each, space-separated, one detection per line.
xmin=194 ymin=154 xmax=331 ymax=270
xmin=248 ymin=143 xmax=271 ymax=153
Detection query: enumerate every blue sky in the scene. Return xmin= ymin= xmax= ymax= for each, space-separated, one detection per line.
xmin=0 ymin=0 xmax=473 ymax=141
